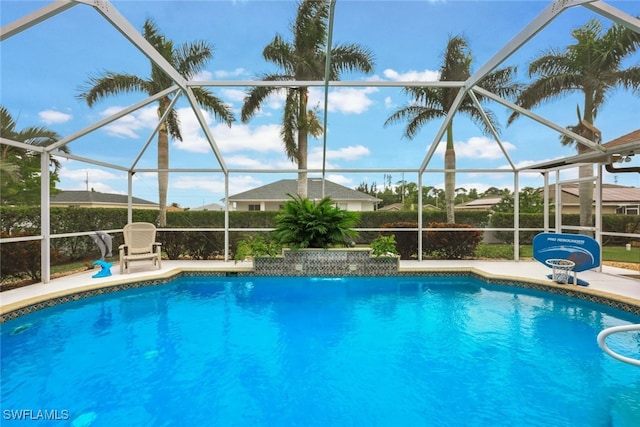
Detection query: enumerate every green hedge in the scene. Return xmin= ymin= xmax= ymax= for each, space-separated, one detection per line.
xmin=1 ymin=206 xmax=635 ymax=273
xmin=491 ymin=213 xmax=640 ymax=244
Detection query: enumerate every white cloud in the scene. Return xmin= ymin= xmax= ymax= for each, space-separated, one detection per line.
xmin=326 ymin=87 xmax=377 ymax=114
xmin=172 ymin=174 xmax=263 ymax=197
xmin=99 ymin=106 xmax=157 ymax=138
xmin=324 ymin=145 xmax=370 ymax=160
xmin=214 ymin=68 xmax=247 ymax=79
xmin=173 ymin=108 xmax=283 ymax=154
xmin=224 ymin=154 xmax=278 ymax=169
xmin=383 ymin=68 xmax=440 ymax=82
xmin=39 ymin=109 xmax=72 ymax=124
xmin=58 ymin=166 xmax=125 ymax=193
xmin=59 ymin=167 xmax=122 ymax=182
xmin=325 ymin=174 xmax=354 ymax=187
xmin=192 ymin=70 xmax=213 ymax=80
xmin=221 ymin=88 xmax=247 ymax=103
xmin=384 ymin=96 xmax=395 ymax=109
xmin=435 ymin=136 xmax=515 ymax=160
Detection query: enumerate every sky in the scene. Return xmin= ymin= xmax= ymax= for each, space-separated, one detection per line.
xmin=1 ymin=0 xmax=639 ymax=209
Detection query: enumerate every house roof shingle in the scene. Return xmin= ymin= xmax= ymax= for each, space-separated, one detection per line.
xmin=560 ymin=184 xmax=640 ymax=203
xmin=51 ymin=190 xmax=156 ymax=206
xmin=226 ymin=179 xmax=381 ymax=202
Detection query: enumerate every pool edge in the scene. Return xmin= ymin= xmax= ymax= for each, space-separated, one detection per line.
xmin=2 ymin=266 xmax=639 ymax=321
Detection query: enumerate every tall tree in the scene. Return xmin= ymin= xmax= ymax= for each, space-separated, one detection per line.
xmin=385 ymin=35 xmax=519 ymax=223
xmin=78 ymin=19 xmax=234 ymax=226
xmin=241 ymin=0 xmax=374 ymax=198
xmin=0 ymin=106 xmax=65 ymax=205
xmin=508 ymin=18 xmax=640 ymax=229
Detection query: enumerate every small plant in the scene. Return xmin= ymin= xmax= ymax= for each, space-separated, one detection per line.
xmin=370 ymin=235 xmax=399 ymax=257
xmin=272 ymin=194 xmax=360 ymax=249
xmin=233 ymin=234 xmax=282 ymax=263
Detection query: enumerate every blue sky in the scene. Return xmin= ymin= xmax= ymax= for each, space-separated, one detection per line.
xmin=2 ymin=0 xmax=639 ymax=208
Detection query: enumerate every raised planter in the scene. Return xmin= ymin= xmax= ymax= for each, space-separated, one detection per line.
xmin=253 ymin=248 xmax=399 ymax=277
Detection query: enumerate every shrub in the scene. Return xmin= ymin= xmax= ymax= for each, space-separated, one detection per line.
xmin=272 ymin=194 xmax=359 ymax=249
xmin=380 ymin=222 xmax=419 ymax=259
xmin=370 ymin=235 xmax=399 ymax=257
xmin=233 ymin=234 xmax=282 ymax=263
xmin=423 ymin=222 xmax=483 ymax=259
xmin=0 ymin=232 xmax=60 ymax=282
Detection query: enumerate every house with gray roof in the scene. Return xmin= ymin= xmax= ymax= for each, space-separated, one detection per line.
xmin=51 ymin=190 xmax=158 ymax=210
xmin=225 ymin=179 xmax=381 ymax=212
xmin=191 ymin=203 xmax=225 ymax=211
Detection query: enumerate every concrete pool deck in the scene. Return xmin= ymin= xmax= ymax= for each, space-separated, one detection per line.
xmin=1 ymin=259 xmax=639 ymax=318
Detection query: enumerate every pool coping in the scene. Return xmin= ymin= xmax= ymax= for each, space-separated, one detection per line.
xmin=2 ymin=265 xmax=639 ymax=322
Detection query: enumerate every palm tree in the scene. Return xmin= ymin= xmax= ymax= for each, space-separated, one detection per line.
xmin=508 ymin=18 xmax=640 ymax=229
xmin=241 ymin=0 xmax=374 ymax=198
xmin=1 ymin=106 xmax=65 ymax=205
xmin=385 ymin=35 xmax=519 ymax=223
xmin=78 ymin=19 xmax=234 ymax=226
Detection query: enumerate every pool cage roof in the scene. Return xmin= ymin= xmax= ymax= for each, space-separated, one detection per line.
xmin=1 ymin=0 xmax=639 ymax=281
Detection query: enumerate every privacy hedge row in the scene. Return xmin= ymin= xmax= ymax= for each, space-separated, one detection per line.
xmin=1 ymin=206 xmax=635 ymax=271
xmin=379 ymin=222 xmax=483 ymax=259
xmin=490 ymin=213 xmax=640 ymax=244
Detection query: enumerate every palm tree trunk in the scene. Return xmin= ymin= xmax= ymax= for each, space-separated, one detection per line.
xmin=578 ymin=160 xmax=593 ymax=232
xmin=157 ymin=130 xmax=169 ymax=227
xmin=157 ymin=103 xmax=170 ymax=227
xmin=297 ymin=88 xmax=309 ymax=198
xmin=579 ymin=97 xmax=596 ymax=234
xmin=444 ymin=123 xmax=456 ymax=223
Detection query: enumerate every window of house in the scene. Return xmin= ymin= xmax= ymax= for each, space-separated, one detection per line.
xmin=248 ymin=204 xmax=260 ymax=211
xmin=624 ymin=205 xmax=639 ymax=215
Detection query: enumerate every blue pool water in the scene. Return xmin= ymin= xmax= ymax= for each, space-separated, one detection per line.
xmin=2 ymin=276 xmax=640 ymax=426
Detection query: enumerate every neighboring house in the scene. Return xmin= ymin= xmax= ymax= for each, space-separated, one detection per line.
xmin=454 ymin=197 xmax=503 ymax=212
xmin=452 ymin=185 xmax=640 ymax=215
xmin=191 ymin=203 xmax=226 ymax=211
xmin=225 ymin=179 xmax=381 ymax=212
xmin=547 ymin=184 xmax=640 ymax=215
xmin=378 ymin=203 xmax=405 ymax=212
xmin=51 ymin=190 xmax=159 ymax=210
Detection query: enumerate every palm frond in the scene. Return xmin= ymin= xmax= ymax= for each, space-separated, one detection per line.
xmin=175 ymin=40 xmax=214 ymax=78
xmin=77 ymin=72 xmax=150 ymax=106
xmin=191 ymin=87 xmax=235 ymax=126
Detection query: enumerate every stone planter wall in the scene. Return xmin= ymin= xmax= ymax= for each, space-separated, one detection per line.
xmin=253 ymin=248 xmax=399 ymax=276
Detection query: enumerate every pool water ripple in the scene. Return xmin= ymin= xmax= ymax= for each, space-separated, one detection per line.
xmin=2 ymin=275 xmax=639 ymax=426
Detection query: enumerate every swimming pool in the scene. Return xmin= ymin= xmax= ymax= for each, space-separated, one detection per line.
xmin=2 ymin=276 xmax=639 ymax=426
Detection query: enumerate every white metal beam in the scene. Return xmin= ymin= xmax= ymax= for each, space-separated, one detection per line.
xmin=468 ymin=90 xmax=516 ymax=170
xmin=0 ymin=138 xmax=45 ymax=153
xmin=48 ymin=86 xmax=180 ymax=152
xmin=129 ymin=89 xmax=183 ymax=171
xmin=466 ymin=0 xmax=597 ymax=88
xmin=0 ymin=0 xmax=76 ymax=41
xmin=473 ymin=86 xmax=604 ymax=152
xmin=419 ymin=87 xmax=467 ymax=172
xmin=188 ymin=80 xmax=465 ymax=88
xmin=322 ymin=0 xmax=337 ymax=183
xmin=584 ymin=1 xmax=640 ymax=33
xmin=73 ymin=0 xmax=188 ymax=90
xmin=40 ymin=151 xmax=51 ymax=284
xmin=54 ymin=152 xmax=131 ymax=172
xmin=182 ymin=87 xmax=228 ymax=173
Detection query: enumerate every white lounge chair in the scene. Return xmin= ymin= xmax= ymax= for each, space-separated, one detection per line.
xmin=119 ymin=222 xmax=162 ymax=273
